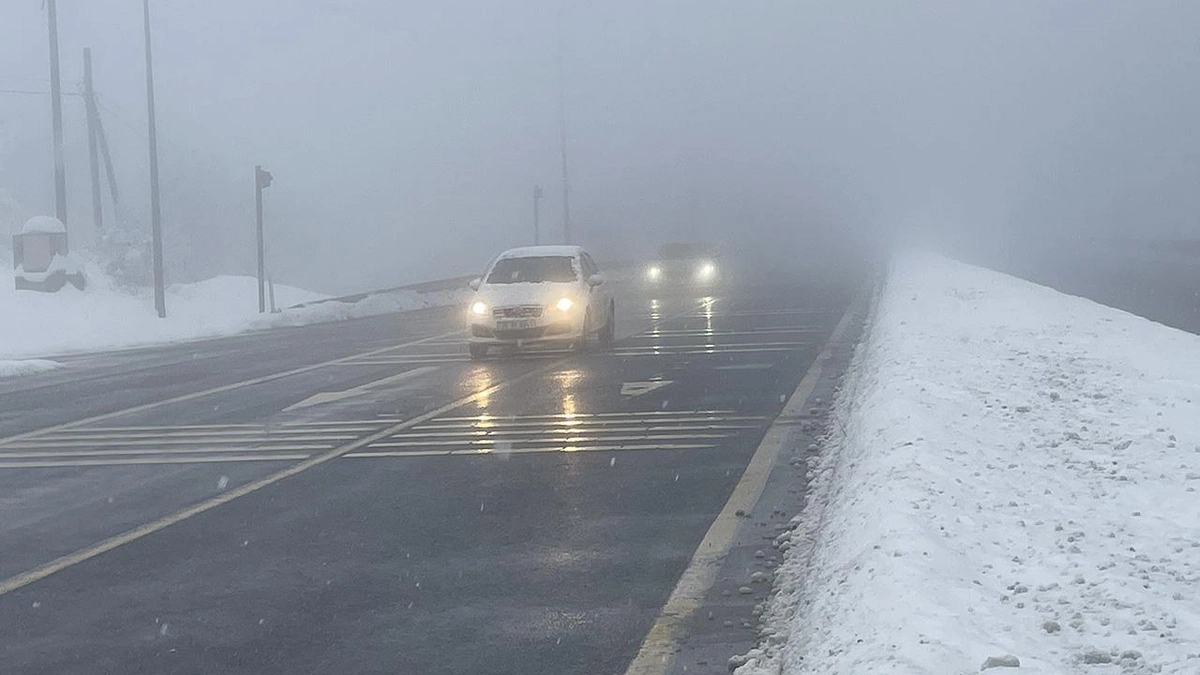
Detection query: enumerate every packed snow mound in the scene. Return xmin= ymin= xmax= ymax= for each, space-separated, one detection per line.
xmin=166 ymin=275 xmax=326 ymax=313
xmin=1 ymin=260 xmax=461 ymax=365
xmin=739 ymin=251 xmax=1200 ymax=675
xmin=0 ymin=359 xmax=60 ymax=378
xmin=21 ymin=216 xmax=66 ymax=234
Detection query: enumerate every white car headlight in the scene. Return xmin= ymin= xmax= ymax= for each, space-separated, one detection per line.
xmin=555 ymin=297 xmax=574 ymax=312
xmin=696 ymin=262 xmax=716 ymax=280
xmin=470 ymin=300 xmax=489 ymax=316
xmin=647 ymin=265 xmax=662 ymax=280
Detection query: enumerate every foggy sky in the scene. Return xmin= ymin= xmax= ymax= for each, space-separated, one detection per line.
xmin=2 ymin=1 xmax=1199 ymax=293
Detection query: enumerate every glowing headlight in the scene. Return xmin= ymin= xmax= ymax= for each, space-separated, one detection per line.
xmin=696 ymin=262 xmax=716 ymax=280
xmin=646 ymin=265 xmax=662 ymax=280
xmin=470 ymin=301 xmax=489 ymax=316
xmin=555 ymin=297 xmax=574 ymax=312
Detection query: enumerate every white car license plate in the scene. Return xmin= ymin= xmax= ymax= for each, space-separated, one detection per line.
xmin=497 ymin=319 xmax=537 ymax=331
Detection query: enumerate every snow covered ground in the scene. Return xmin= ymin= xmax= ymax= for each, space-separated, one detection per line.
xmin=1 ymin=261 xmax=465 ymax=375
xmin=739 ymin=251 xmax=1200 ymax=675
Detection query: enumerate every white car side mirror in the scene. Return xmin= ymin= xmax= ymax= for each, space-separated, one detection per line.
xmin=469 ymin=278 xmax=482 ymax=291
xmin=587 ymin=273 xmax=605 ymax=287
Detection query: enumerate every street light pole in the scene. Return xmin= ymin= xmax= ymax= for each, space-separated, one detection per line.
xmin=533 ymin=185 xmax=543 ymax=245
xmin=83 ymin=48 xmax=104 ymax=234
xmin=46 ymin=0 xmax=68 ymax=234
xmin=255 ymin=165 xmax=274 ymax=313
xmin=556 ymin=6 xmax=572 ymax=245
xmin=143 ymin=0 xmax=166 ymax=318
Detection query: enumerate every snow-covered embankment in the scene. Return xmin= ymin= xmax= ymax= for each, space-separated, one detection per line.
xmin=740 ymin=251 xmax=1200 ymax=674
xmin=1 ymin=262 xmax=465 ymax=374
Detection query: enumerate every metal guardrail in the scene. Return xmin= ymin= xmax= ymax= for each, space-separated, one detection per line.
xmin=288 ymin=274 xmax=475 ymax=309
xmin=286 ymin=261 xmax=641 ymax=311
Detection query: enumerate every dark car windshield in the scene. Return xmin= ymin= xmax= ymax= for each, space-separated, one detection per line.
xmin=658 ymin=243 xmax=715 ymax=260
xmin=486 ymin=256 xmax=577 ymax=284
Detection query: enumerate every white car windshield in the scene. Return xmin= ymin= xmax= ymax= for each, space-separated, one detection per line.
xmin=485 ymin=256 xmax=577 ymax=284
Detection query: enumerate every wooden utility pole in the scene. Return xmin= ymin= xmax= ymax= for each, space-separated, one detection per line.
xmin=47 ymin=0 xmax=68 ymax=234
xmin=83 ymin=48 xmax=104 ymax=233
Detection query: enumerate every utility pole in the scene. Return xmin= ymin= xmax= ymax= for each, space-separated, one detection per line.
xmin=143 ymin=0 xmax=166 ymax=317
xmin=83 ymin=48 xmax=104 ymax=233
xmin=556 ymin=6 xmax=572 ymax=245
xmin=533 ymin=185 xmax=543 ymax=245
xmin=94 ymin=101 xmax=122 ymax=221
xmin=46 ymin=0 xmax=68 ymax=234
xmin=255 ymin=165 xmax=273 ymax=313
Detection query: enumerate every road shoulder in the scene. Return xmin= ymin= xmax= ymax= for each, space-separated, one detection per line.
xmin=624 ymin=285 xmax=872 ymax=675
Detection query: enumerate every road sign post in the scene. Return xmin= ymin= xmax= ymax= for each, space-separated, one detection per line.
xmin=533 ymin=185 xmax=543 ymax=245
xmin=143 ymin=0 xmax=166 ymax=317
xmin=255 ymin=165 xmax=273 ymax=313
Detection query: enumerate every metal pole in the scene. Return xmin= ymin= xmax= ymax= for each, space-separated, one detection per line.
xmin=556 ymin=6 xmax=571 ymax=245
xmin=83 ymin=48 xmax=104 ymax=233
xmin=533 ymin=185 xmax=542 ymax=245
xmin=256 ymin=165 xmax=265 ymax=314
xmin=94 ymin=105 xmax=122 ymax=220
xmin=47 ymin=0 xmax=68 ymax=235
xmin=144 ymin=0 xmax=166 ymax=317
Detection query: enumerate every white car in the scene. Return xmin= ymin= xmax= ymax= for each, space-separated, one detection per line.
xmin=466 ymin=246 xmax=616 ymax=359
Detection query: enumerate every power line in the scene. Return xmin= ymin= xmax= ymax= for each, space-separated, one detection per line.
xmin=0 ymin=88 xmax=82 ymax=97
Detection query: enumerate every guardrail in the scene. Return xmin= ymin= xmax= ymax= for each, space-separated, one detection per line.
xmin=289 ymin=274 xmax=475 ymax=309
xmin=287 ymin=259 xmax=645 ymax=311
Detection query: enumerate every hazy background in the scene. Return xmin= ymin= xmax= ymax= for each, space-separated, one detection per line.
xmin=2 ymin=0 xmax=1199 ymax=293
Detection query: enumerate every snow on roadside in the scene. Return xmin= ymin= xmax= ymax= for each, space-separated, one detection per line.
xmin=0 ymin=359 xmax=60 ymax=378
xmin=269 ymin=288 xmax=467 ymax=327
xmin=1 ymin=261 xmax=463 ymax=365
xmin=739 ymin=251 xmax=1200 ymax=675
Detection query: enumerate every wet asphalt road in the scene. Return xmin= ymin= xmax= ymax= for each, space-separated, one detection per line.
xmin=0 ymin=257 xmax=866 ymax=675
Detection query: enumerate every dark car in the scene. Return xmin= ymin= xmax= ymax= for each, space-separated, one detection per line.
xmin=644 ymin=242 xmax=720 ymax=285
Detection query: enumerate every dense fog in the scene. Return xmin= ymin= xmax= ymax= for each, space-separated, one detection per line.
xmin=2 ymin=1 xmax=1198 ymax=293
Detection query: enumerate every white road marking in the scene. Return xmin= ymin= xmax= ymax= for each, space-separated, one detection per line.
xmin=0 ymin=454 xmax=312 ymax=469
xmin=620 ymin=380 xmax=674 ymax=397
xmin=631 ymin=328 xmax=824 ymax=338
xmin=623 ymin=289 xmax=866 ymax=675
xmin=0 ymin=444 xmax=333 ymax=459
xmin=3 ymin=433 xmax=359 ymax=448
xmin=283 ymin=366 xmax=439 ymax=411
xmin=346 ymin=442 xmax=718 ymax=459
xmin=0 ymin=330 xmax=463 ymax=448
xmin=412 ymin=418 xmax=763 ymax=431
xmin=433 ymin=409 xmax=751 ymax=421
xmin=0 ymin=352 xmax=556 ymax=596
xmin=612 ymin=346 xmax=805 ymax=357
xmin=369 ymin=432 xmax=734 ymax=449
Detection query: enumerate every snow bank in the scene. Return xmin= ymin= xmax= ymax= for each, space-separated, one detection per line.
xmin=741 ymin=251 xmax=1200 ymax=675
xmin=0 ymin=359 xmax=60 ymax=378
xmin=1 ymin=261 xmax=463 ymax=364
xmin=267 ymin=288 xmax=467 ymax=327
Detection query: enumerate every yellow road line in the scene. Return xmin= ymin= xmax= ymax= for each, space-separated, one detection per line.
xmin=0 ymin=352 xmax=561 ymax=596
xmin=622 ymin=289 xmax=865 ymax=675
xmin=0 ymin=330 xmax=464 ymax=448
xmin=0 ymin=299 xmax=713 ymax=594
